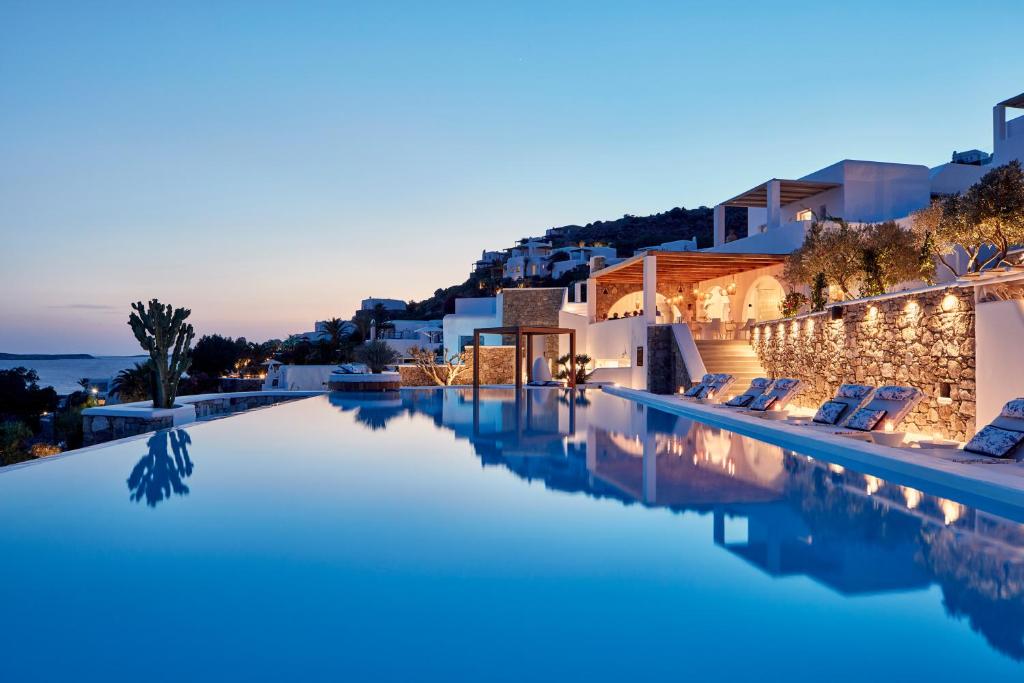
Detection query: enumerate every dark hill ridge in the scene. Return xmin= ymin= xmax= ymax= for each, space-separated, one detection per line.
xmin=404 ymin=205 xmax=747 ymax=319
xmin=0 ymin=353 xmax=95 ymax=360
xmin=541 ymin=205 xmax=745 ymax=255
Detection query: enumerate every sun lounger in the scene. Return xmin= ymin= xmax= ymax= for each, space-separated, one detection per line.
xmin=719 ymin=378 xmax=773 ymax=408
xmin=801 ymin=384 xmax=874 ymax=426
xmin=681 ymin=373 xmax=735 ymax=403
xmin=746 ymin=378 xmax=802 ymax=412
xmin=836 ymin=385 xmax=924 ymax=432
xmin=962 ymin=398 xmax=1024 ymax=459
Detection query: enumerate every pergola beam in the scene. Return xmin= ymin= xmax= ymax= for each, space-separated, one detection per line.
xmin=472 ymin=326 xmax=578 ymax=390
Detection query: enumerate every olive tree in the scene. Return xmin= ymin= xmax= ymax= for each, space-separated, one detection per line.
xmin=912 ymin=160 xmax=1024 ymax=275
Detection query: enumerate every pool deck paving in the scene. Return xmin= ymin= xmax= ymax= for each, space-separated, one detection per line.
xmin=605 ymin=385 xmax=1024 ymax=514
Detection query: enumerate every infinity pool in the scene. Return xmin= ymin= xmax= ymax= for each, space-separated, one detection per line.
xmin=1 ymin=388 xmax=1023 ymax=680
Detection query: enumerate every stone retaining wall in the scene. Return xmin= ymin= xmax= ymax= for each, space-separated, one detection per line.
xmin=398 ymin=346 xmax=516 ymax=386
xmin=751 ymin=287 xmax=976 ymax=440
xmin=82 ymin=414 xmax=175 ymax=446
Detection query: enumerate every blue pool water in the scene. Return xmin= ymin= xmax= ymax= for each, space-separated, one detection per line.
xmin=1 ymin=388 xmax=1023 ymax=680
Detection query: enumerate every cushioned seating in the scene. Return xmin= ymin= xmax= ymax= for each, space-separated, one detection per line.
xmin=810 ymin=384 xmax=873 ymax=425
xmin=723 ymin=378 xmax=773 ymax=408
xmin=838 ymin=385 xmax=923 ymax=432
xmin=681 ymin=374 xmax=716 ymax=398
xmin=748 ymin=378 xmax=802 ymax=412
xmin=964 ymin=398 xmax=1024 ymax=458
xmin=698 ymin=373 xmax=735 ymax=403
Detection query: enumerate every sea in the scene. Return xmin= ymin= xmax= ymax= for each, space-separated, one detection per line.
xmin=0 ymin=356 xmax=149 ymax=394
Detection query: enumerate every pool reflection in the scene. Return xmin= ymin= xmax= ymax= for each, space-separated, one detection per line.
xmin=126 ymin=429 xmax=194 ymax=507
xmin=332 ymin=387 xmax=1024 ymax=661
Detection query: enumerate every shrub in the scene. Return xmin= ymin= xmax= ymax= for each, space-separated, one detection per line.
xmin=554 ymin=354 xmax=594 ymax=385
xmin=781 ymin=292 xmax=809 ymax=318
xmin=810 ymin=273 xmax=828 ymax=312
xmin=409 ymin=346 xmax=468 ymax=386
xmin=0 ymin=420 xmax=33 ymax=466
xmin=355 ymin=341 xmax=399 ymax=373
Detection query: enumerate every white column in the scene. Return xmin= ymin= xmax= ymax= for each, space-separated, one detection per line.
xmin=994 ymin=105 xmax=1007 ymax=151
xmin=766 ymin=179 xmax=782 ymax=230
xmin=642 ymin=432 xmax=657 ymax=504
xmin=586 ymin=277 xmax=597 ymax=322
xmin=642 ymin=255 xmax=657 ymax=323
xmin=713 ymin=203 xmax=726 ymax=246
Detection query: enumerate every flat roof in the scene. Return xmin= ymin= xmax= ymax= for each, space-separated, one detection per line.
xmin=592 ymin=250 xmax=786 ymax=285
xmin=723 ymin=179 xmax=840 ymax=208
xmin=997 ymin=92 xmax=1024 ymax=108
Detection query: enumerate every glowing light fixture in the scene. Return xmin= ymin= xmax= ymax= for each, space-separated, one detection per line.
xmin=865 ymin=475 xmax=882 ymax=495
xmin=940 ymin=498 xmax=964 ymax=525
xmin=941 ymin=293 xmax=958 ymax=312
xmin=901 ymin=486 xmax=922 ymax=509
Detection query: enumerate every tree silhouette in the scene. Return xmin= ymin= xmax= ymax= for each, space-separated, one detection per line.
xmin=126 ymin=429 xmax=194 ymax=507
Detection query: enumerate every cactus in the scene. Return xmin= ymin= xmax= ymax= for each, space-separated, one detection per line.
xmin=128 ymin=299 xmax=195 ymax=408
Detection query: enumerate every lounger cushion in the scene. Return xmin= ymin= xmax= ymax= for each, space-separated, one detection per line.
xmin=964 ymin=425 xmax=1024 ymax=458
xmin=725 ymin=394 xmax=754 ymax=407
xmin=697 ymin=385 xmax=718 ymax=400
xmin=846 ymin=407 xmax=887 ymax=431
xmin=813 ymin=400 xmax=848 ymax=425
xmin=750 ymin=378 xmax=772 ymax=389
xmin=750 ymin=394 xmax=777 ymax=411
xmin=836 ymin=384 xmax=872 ymax=400
xmin=1001 ymin=399 xmax=1024 ymax=420
xmin=773 ymin=379 xmax=799 ymax=392
xmin=874 ymin=386 xmax=917 ymax=402
xmin=683 ymin=384 xmax=703 ymax=397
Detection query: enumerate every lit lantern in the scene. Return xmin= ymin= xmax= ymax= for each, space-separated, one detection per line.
xmin=941 ymin=292 xmax=958 ymax=312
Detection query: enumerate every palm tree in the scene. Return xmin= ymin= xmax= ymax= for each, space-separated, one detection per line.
xmin=321 ymin=318 xmax=348 ymax=346
xmin=112 ymin=362 xmax=154 ymax=403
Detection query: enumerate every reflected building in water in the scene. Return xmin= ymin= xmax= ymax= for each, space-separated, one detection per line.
xmin=337 ymin=387 xmax=1024 ymax=661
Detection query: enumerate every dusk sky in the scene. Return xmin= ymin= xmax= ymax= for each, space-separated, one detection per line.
xmin=1 ymin=1 xmax=1020 ymax=354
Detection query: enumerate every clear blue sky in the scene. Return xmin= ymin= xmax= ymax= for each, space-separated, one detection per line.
xmin=1 ymin=1 xmax=1020 ymax=354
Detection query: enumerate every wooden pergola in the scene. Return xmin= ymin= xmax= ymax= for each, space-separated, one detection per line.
xmin=592 ymin=250 xmax=787 ymax=286
xmin=472 ymin=326 xmax=577 ymax=389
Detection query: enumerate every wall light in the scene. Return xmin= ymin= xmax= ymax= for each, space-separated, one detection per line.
xmin=866 ymin=305 xmax=878 ymax=321
xmin=941 ymin=292 xmax=958 ymax=312
xmin=905 ymin=301 xmax=920 ymax=317
xmin=901 ymin=486 xmax=922 ymax=510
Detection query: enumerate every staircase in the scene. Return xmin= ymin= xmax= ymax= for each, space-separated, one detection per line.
xmin=694 ymin=340 xmax=766 ymax=390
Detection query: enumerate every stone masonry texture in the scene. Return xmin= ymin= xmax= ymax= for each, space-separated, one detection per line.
xmin=751 ymin=287 xmax=976 ymax=440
